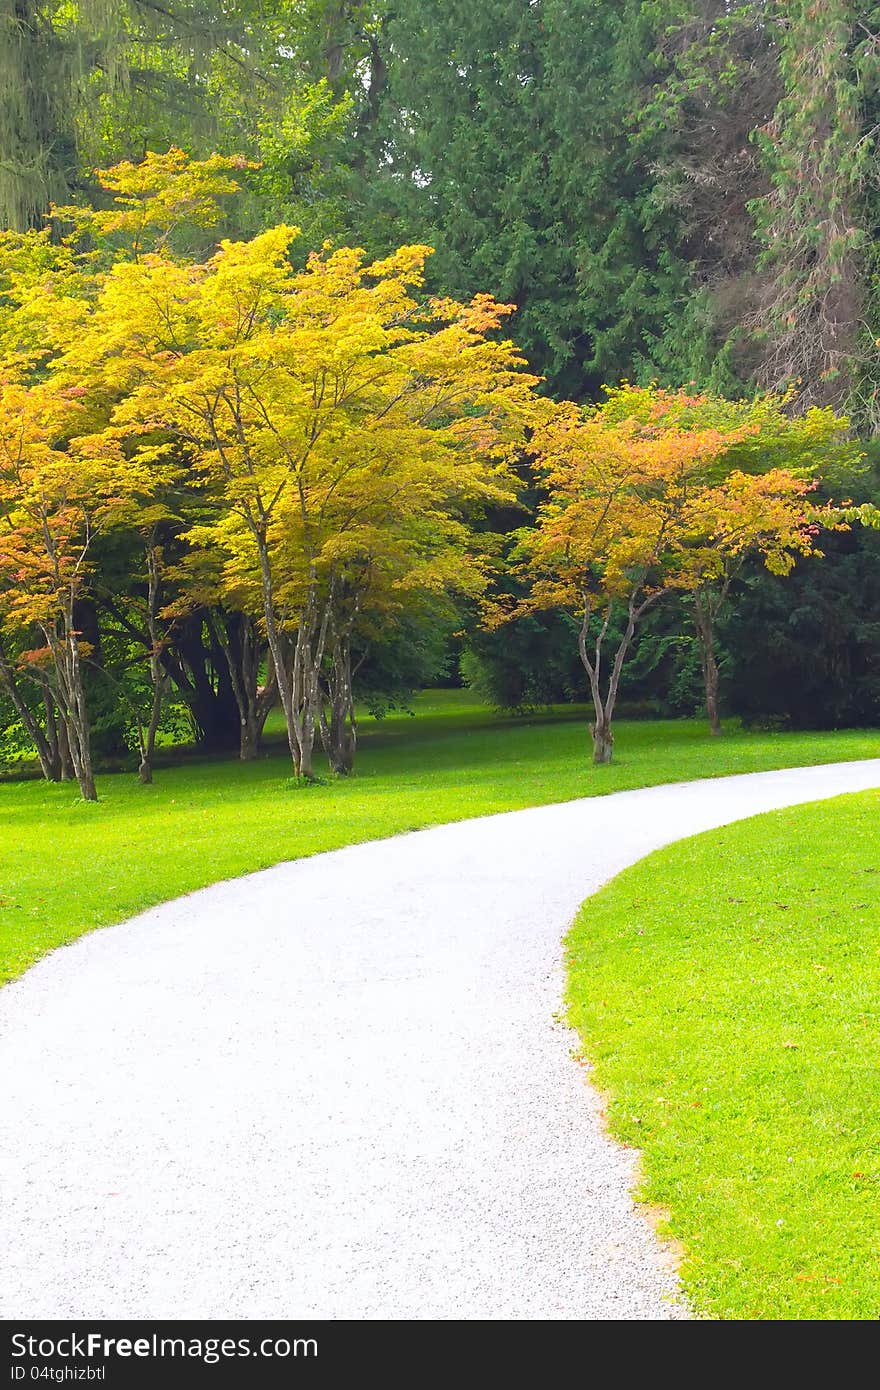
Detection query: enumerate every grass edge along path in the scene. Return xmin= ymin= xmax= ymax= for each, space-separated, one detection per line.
xmin=566 ymin=787 xmax=880 ymax=1320
xmin=2 ymin=690 xmax=879 ymax=987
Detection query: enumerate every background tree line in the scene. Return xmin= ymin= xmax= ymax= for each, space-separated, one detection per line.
xmin=6 ymin=2 xmax=878 ymax=411
xmin=1 ymin=1 xmax=879 ymax=789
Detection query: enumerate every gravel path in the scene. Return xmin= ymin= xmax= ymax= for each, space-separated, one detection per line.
xmin=3 ymin=759 xmax=880 ymax=1321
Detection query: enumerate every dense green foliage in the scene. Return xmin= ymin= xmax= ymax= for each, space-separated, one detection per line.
xmin=7 ymin=4 xmax=879 ymax=405
xmin=722 ymin=530 xmax=880 ymax=728
xmin=3 ymin=689 xmax=880 ymax=984
xmin=567 ymin=788 xmax=880 ymax=1319
xmin=348 ymin=0 xmax=693 ymax=397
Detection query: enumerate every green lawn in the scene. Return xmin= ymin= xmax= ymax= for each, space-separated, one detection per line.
xmin=1 ymin=689 xmax=878 ymax=988
xmin=566 ymin=788 xmax=880 ymax=1320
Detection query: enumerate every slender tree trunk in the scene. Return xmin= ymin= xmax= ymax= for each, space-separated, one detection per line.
xmin=64 ymin=714 xmax=96 ymax=798
xmin=577 ymin=589 xmax=652 ymax=766
xmin=288 ymin=586 xmax=331 ymax=781
xmin=138 ymin=681 xmax=163 ymax=784
xmin=41 ymin=683 xmax=64 ymax=781
xmin=237 ymin=614 xmax=261 ymax=762
xmin=694 ymin=591 xmax=723 ymax=736
xmin=702 ymin=643 xmax=722 ymax=737
xmin=590 ymin=715 xmax=614 ymax=765
xmin=256 ymin=540 xmax=303 ymax=776
xmin=48 ymin=613 xmax=97 ymax=801
xmin=320 ymin=625 xmax=357 ymax=774
xmin=138 ymin=540 xmax=167 ymax=784
xmin=71 ymin=663 xmax=97 ymax=800
xmin=578 ymin=598 xmax=614 ymax=764
xmin=56 ymin=708 xmax=73 ymax=780
xmin=66 ymin=641 xmax=97 ymax=799
xmin=238 ymin=718 xmax=258 ymax=762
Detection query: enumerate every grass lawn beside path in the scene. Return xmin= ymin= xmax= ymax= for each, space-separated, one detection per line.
xmin=566 ymin=788 xmax=880 ymax=1320
xmin=1 ymin=689 xmax=878 ymax=986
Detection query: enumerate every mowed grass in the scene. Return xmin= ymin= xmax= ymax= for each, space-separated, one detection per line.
xmin=567 ymin=789 xmax=880 ymax=1320
xmin=1 ymin=687 xmax=878 ymax=986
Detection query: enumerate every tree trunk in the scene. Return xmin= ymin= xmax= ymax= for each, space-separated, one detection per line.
xmin=70 ymin=652 xmax=97 ymax=801
xmin=237 ymin=616 xmax=261 ymax=761
xmin=67 ymin=723 xmax=97 ymax=799
xmin=170 ymin=612 xmax=241 ymax=753
xmin=56 ymin=710 xmax=73 ymax=780
xmin=591 ymin=718 xmax=614 ymax=765
xmin=295 ymin=656 xmax=318 ymax=779
xmin=66 ymin=677 xmax=97 ymax=801
xmin=577 ymin=592 xmax=643 ymax=769
xmin=39 ymin=682 xmax=68 ymax=781
xmin=326 ymin=703 xmax=356 ymax=774
xmin=256 ymin=542 xmax=304 ymax=777
xmin=288 ymin=587 xmax=330 ymax=781
xmin=320 ymin=625 xmax=357 ymax=774
xmin=694 ymin=593 xmax=722 ymax=736
xmin=47 ymin=614 xmax=97 ymax=801
xmin=239 ymin=717 xmax=259 ymax=762
xmin=251 ymin=510 xmax=325 ymax=782
xmin=703 ymin=647 xmax=722 ymax=736
xmin=138 ymin=681 xmax=163 ymax=784
xmin=136 ymin=538 xmax=167 ymax=785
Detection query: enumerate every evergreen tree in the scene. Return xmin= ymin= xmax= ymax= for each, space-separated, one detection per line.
xmin=348 ymin=0 xmax=701 ymax=394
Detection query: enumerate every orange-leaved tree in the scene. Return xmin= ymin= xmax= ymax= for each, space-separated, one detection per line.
xmin=504 ymin=384 xmax=852 ymax=763
xmin=511 ymin=386 xmax=743 ymax=763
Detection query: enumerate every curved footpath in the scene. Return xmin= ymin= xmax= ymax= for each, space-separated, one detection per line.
xmin=3 ymin=759 xmax=880 ymax=1321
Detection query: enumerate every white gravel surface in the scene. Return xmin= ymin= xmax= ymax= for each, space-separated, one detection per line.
xmin=2 ymin=758 xmax=880 ymax=1321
